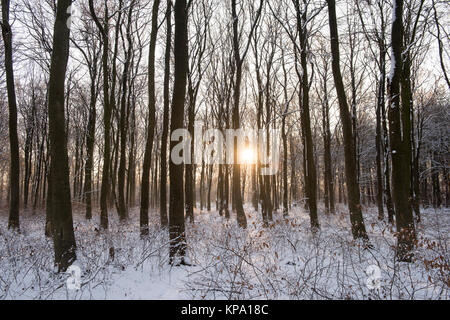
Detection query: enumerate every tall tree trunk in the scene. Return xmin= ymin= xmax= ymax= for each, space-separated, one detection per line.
xmin=382 ymin=82 xmax=395 ymax=224
xmin=1 ymin=0 xmax=20 ymax=230
xmin=47 ymin=0 xmax=76 ymax=272
xmin=432 ymin=151 xmax=441 ymax=208
xmin=224 ymin=164 xmax=230 ymax=219
xmin=373 ymin=14 xmax=395 ymax=223
xmin=326 ymin=0 xmax=368 ymax=242
xmin=375 ymin=44 xmax=386 ymax=221
xmin=169 ymin=0 xmax=188 ymax=264
xmin=411 ymin=111 xmax=421 ymax=222
xmin=23 ymin=98 xmax=34 ymax=210
xmin=282 ymin=121 xmax=288 ymax=217
xmin=118 ymin=2 xmax=134 ymax=222
xmin=200 ymin=159 xmax=205 ymax=210
xmin=251 ymin=163 xmax=258 ymax=211
xmin=89 ymin=0 xmax=111 ymax=230
xmin=160 ymin=0 xmax=172 ymax=227
xmin=185 ymin=98 xmax=195 ymax=222
xmin=207 ymin=165 xmax=213 ymax=212
xmin=45 ymin=173 xmax=52 ymax=237
xmin=401 ymin=52 xmax=418 ymax=222
xmin=84 ymin=58 xmax=98 ymax=220
xmin=387 ymin=0 xmax=416 ymax=262
xmin=322 ymin=74 xmax=335 ymax=215
xmin=127 ymin=100 xmax=136 ymax=208
xmin=290 ymin=137 xmax=297 ymax=205
xmin=231 ymin=0 xmax=247 ymax=229
xmin=295 ymin=1 xmax=318 ymax=230
xmin=140 ymin=0 xmax=161 ymax=236
xmin=108 ymin=1 xmax=123 ymax=210
xmin=254 ymin=36 xmax=268 ymax=225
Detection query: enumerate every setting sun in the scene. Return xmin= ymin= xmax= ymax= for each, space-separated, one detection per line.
xmin=240 ymin=147 xmax=257 ymax=164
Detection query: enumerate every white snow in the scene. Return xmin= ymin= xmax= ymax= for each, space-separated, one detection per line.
xmin=0 ymin=204 xmax=448 ymax=300
xmin=388 ymin=0 xmax=398 ymax=83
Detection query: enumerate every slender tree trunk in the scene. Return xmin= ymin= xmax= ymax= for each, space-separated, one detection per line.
xmin=411 ymin=140 xmax=420 ymax=220
xmin=23 ymin=104 xmax=34 ymax=210
xmin=282 ymin=122 xmax=288 ymax=217
xmin=108 ymin=1 xmax=123 ymax=210
xmin=0 ymin=171 xmax=4 ymax=205
xmin=200 ymin=159 xmax=205 ymax=210
xmin=254 ymin=39 xmax=268 ymax=224
xmin=224 ymin=165 xmax=230 ymax=219
xmin=140 ymin=0 xmax=161 ymax=236
xmin=412 ymin=112 xmax=422 ymax=222
xmin=251 ymin=163 xmax=258 ymax=211
xmin=382 ymin=85 xmax=395 ymax=224
xmin=185 ymin=98 xmax=195 ymax=222
xmin=89 ymin=0 xmax=111 ymax=230
xmin=1 ymin=0 xmax=20 ymax=230
xmin=127 ymin=102 xmax=136 ymax=208
xmin=326 ymin=0 xmax=368 ymax=242
xmin=432 ymin=151 xmax=442 ymax=208
xmin=231 ymin=0 xmax=247 ymax=229
xmin=160 ymin=0 xmax=172 ymax=227
xmin=84 ymin=61 xmax=98 ymax=220
xmin=295 ymin=2 xmax=318 ymax=230
xmin=290 ymin=137 xmax=297 ymax=205
xmin=322 ymin=77 xmax=335 ymax=215
xmin=117 ymin=2 xmax=134 ymax=222
xmin=325 ymin=97 xmax=335 ymax=214
xmin=402 ymin=52 xmax=420 ymax=222
xmin=207 ymin=165 xmax=213 ymax=212
xmin=218 ymin=163 xmax=226 ymax=216
xmin=375 ymin=45 xmax=385 ymax=221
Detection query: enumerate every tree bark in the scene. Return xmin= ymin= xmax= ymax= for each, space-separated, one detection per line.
xmin=140 ymin=0 xmax=161 ymax=236
xmin=375 ymin=44 xmax=386 ymax=221
xmin=169 ymin=0 xmax=189 ymax=264
xmin=295 ymin=1 xmax=319 ymax=230
xmin=1 ymin=0 xmax=20 ymax=230
xmin=160 ymin=0 xmax=172 ymax=227
xmin=47 ymin=0 xmax=77 ymax=272
xmin=387 ymin=0 xmax=416 ymax=262
xmin=117 ymin=3 xmax=135 ymax=222
xmin=326 ymin=0 xmax=369 ymax=242
xmin=231 ymin=0 xmax=246 ymax=228
xmin=89 ymin=0 xmax=111 ymax=230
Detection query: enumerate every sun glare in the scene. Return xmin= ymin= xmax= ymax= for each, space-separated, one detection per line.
xmin=240 ymin=147 xmax=257 ymax=164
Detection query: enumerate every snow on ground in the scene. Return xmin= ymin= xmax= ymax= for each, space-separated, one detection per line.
xmin=0 ymin=204 xmax=448 ymax=300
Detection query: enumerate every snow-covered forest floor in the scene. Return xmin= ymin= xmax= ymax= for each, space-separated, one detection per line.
xmin=0 ymin=205 xmax=448 ymax=300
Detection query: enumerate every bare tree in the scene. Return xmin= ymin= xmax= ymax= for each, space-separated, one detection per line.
xmin=387 ymin=0 xmax=416 ymax=262
xmin=230 ymin=0 xmax=263 ymax=229
xmin=47 ymin=0 xmax=76 ymax=272
xmin=169 ymin=0 xmax=189 ymax=265
xmin=71 ymin=5 xmax=102 ymax=220
xmin=326 ymin=0 xmax=369 ymax=242
xmin=89 ymin=0 xmax=112 ymax=230
xmin=140 ymin=0 xmax=161 ymax=236
xmin=1 ymin=0 xmax=20 ymax=230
